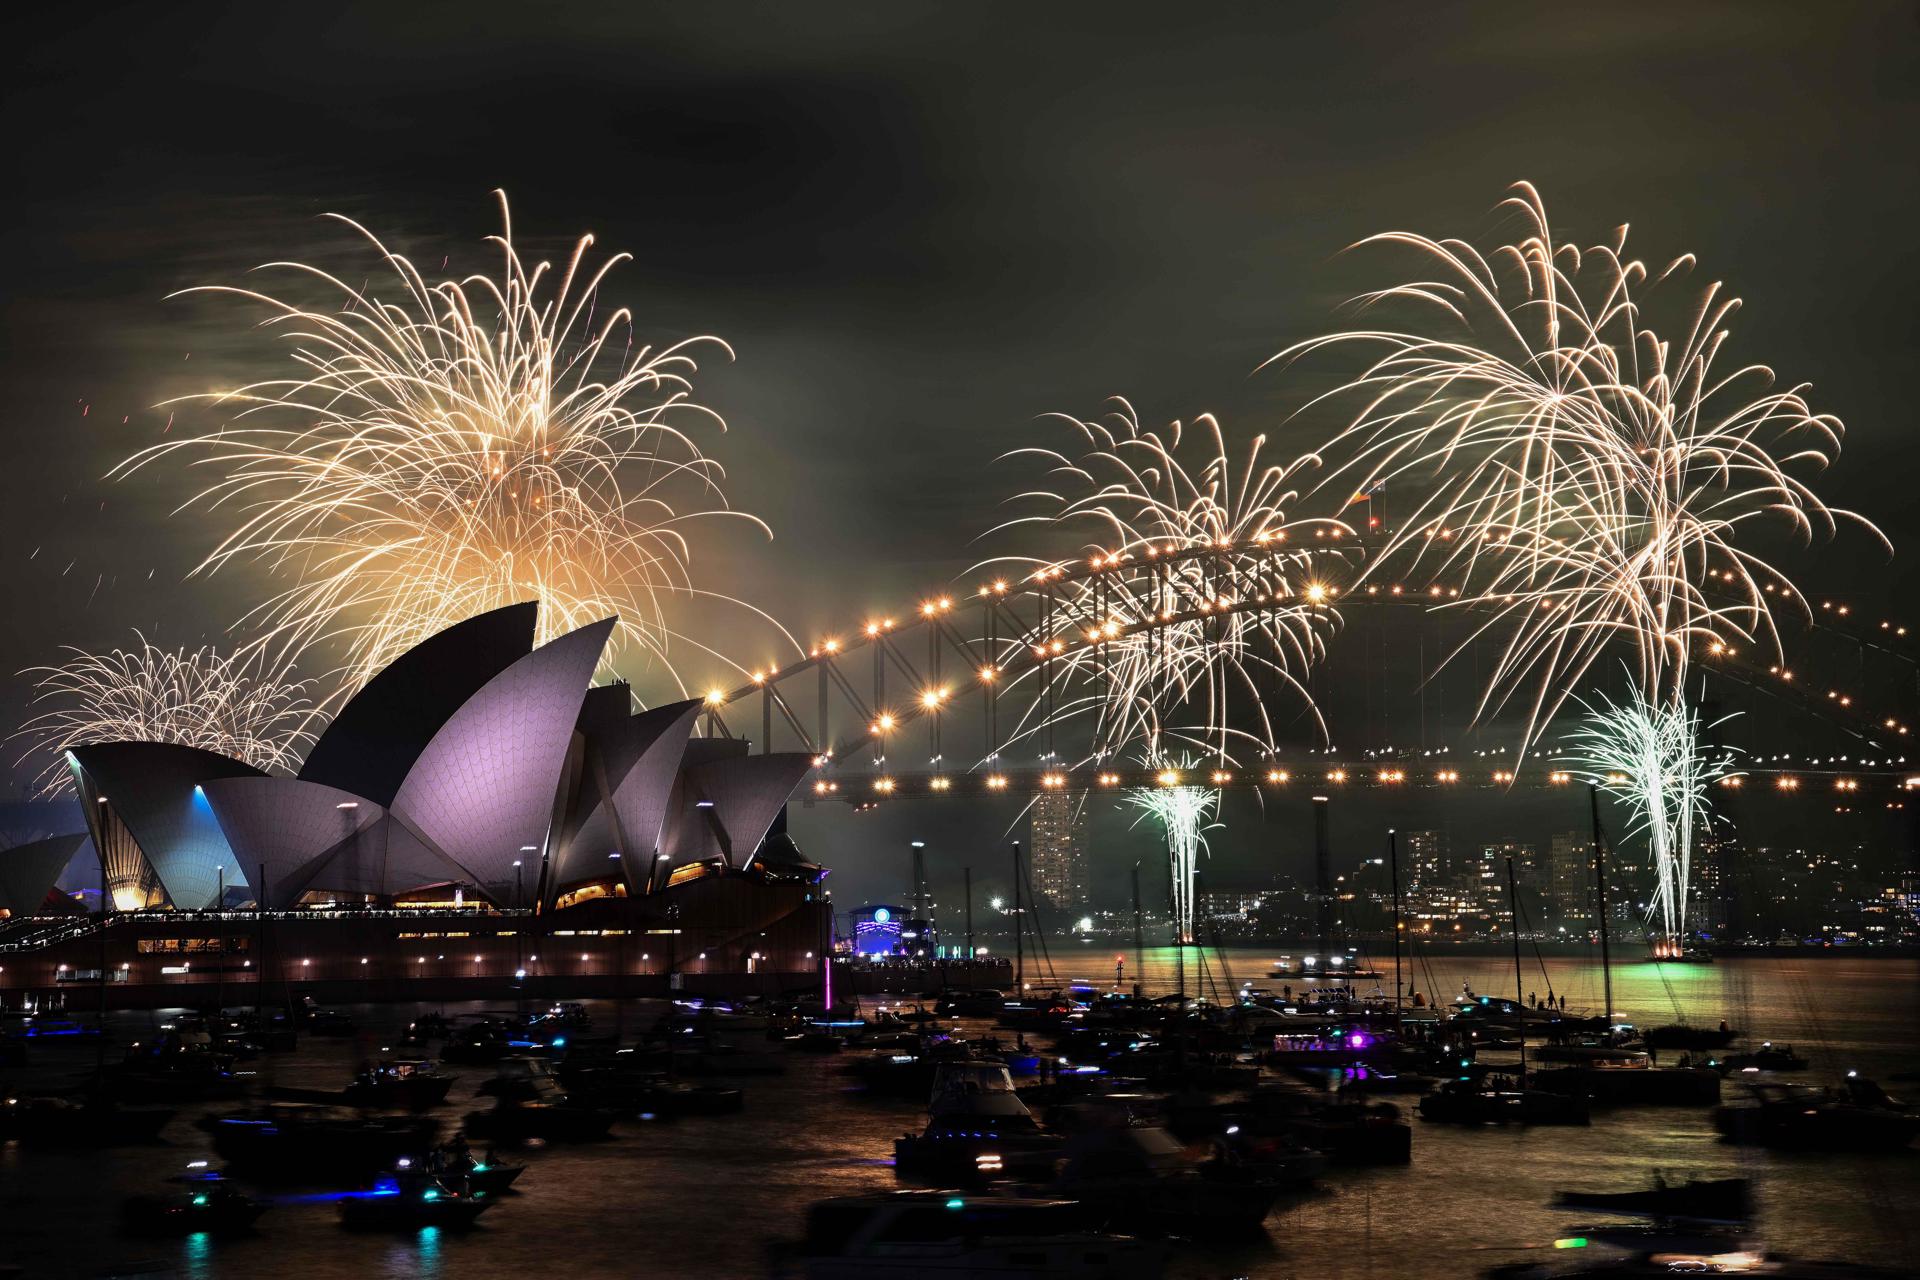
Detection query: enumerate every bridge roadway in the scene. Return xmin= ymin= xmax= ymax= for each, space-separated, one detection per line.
xmin=800 ymin=759 xmax=1918 ymax=804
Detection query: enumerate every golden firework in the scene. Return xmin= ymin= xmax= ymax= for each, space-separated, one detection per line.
xmin=118 ymin=192 xmax=788 ymax=699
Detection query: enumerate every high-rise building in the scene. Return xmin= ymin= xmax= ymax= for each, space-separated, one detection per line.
xmin=1692 ymin=834 xmax=1734 ymax=937
xmin=1402 ymin=830 xmax=1449 ymax=891
xmin=1547 ymin=831 xmax=1595 ymax=927
xmin=1476 ymin=841 xmax=1537 ymax=928
xmin=1029 ymin=790 xmax=1089 ymax=908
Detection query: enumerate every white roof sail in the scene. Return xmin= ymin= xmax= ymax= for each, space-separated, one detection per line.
xmin=391 ymin=618 xmax=615 ymax=899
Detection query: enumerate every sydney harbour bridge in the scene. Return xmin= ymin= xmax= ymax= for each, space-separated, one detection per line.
xmin=701 ymin=529 xmax=1919 ymax=801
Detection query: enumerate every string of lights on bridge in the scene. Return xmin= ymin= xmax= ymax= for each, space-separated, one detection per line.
xmin=698 ymin=527 xmax=1920 ymax=798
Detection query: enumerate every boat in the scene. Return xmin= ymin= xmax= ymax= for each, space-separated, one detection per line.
xmin=439 ymin=1015 xmax=519 ymax=1064
xmin=1484 ymin=1234 xmax=1912 ymax=1278
xmin=1643 ymin=1023 xmax=1737 ymax=1051
xmin=1530 ymin=1052 xmax=1722 ymax=1106
xmin=1225 ymin=1090 xmax=1413 ymax=1165
xmin=1418 ymin=1078 xmax=1591 ymax=1126
xmin=1426 ymin=856 xmax=1590 ymax=1129
xmin=304 ymin=1010 xmax=356 ymax=1037
xmin=406 ymin=1012 xmax=452 ymax=1041
xmin=394 ymin=1141 xmax=526 ymax=1196
xmin=266 ymin=1058 xmax=456 ymax=1113
xmin=205 ymin=1009 xmax=298 ymax=1054
xmin=1714 ymin=1043 xmax=1810 ymax=1073
xmin=936 ymin=989 xmax=1011 ymax=1019
xmin=1047 ymin=1125 xmax=1312 ymax=1235
xmin=203 ymin=1105 xmax=439 ymax=1176
xmin=1552 ymin=1176 xmax=1752 ymax=1223
xmin=344 ymin=1059 xmax=456 ymax=1111
xmin=1713 ymin=1079 xmax=1920 ymax=1152
xmin=465 ymin=1057 xmax=616 ymax=1142
xmin=0 ymin=1093 xmax=174 ymax=1146
xmin=894 ymin=1060 xmax=1066 ymax=1183
xmin=774 ymin=1191 xmax=1165 ymax=1278
xmin=339 ymin=1177 xmax=493 ymax=1231
xmin=541 ymin=1001 xmax=593 ymax=1029
xmin=111 ymin=1033 xmax=248 ymax=1100
xmin=559 ymin=1058 xmax=742 ymax=1117
xmin=1644 ymin=943 xmax=1716 ymax=965
xmin=122 ymin=1174 xmax=269 ymax=1236
xmin=1266 ymin=1026 xmax=1403 ymax=1068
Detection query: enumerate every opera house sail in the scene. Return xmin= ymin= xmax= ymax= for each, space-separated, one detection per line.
xmin=0 ymin=603 xmax=830 ymax=1005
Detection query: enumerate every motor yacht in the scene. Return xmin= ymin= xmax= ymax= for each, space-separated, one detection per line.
xmin=776 ymin=1191 xmax=1165 ymax=1278
xmin=894 ymin=1060 xmax=1065 ymax=1183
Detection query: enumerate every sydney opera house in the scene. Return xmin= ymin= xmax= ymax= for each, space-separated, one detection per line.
xmin=0 ymin=604 xmax=831 ymax=1006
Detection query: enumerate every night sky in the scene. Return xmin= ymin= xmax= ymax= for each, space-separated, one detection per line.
xmin=6 ymin=3 xmax=1918 ymax=911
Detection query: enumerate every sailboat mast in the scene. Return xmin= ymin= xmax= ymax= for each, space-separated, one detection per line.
xmin=1010 ymin=841 xmax=1024 ymax=995
xmin=964 ymin=866 xmax=975 ymax=961
xmin=1130 ymin=860 xmax=1145 ymax=995
xmin=1388 ymin=829 xmax=1403 ymax=1016
xmin=1589 ymin=786 xmax=1615 ymax=1037
xmin=1506 ymin=854 xmax=1526 ymax=1079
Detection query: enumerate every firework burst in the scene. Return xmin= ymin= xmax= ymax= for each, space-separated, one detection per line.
xmin=981 ymin=399 xmax=1338 ymax=767
xmin=117 ymin=191 xmax=788 ymax=698
xmin=1124 ymin=760 xmax=1220 ymax=946
xmin=1565 ymin=685 xmax=1737 ymax=946
xmin=12 ymin=634 xmax=318 ymax=798
xmin=1276 ymin=182 xmax=1886 ymax=753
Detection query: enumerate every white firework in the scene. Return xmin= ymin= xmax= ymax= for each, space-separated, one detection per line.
xmin=1277 ymin=182 xmax=1885 ymax=755
xmin=1124 ymin=760 xmax=1221 ymax=945
xmin=983 ymin=398 xmax=1339 ymax=767
xmin=13 ymin=634 xmax=318 ymax=798
xmin=1564 ymin=685 xmax=1737 ymax=946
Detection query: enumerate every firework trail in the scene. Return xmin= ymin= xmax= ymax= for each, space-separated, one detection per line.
xmin=1564 ymin=686 xmax=1737 ymax=947
xmin=12 ymin=634 xmax=318 ymax=798
xmin=1275 ymin=182 xmax=1886 ymax=755
xmin=1123 ymin=760 xmax=1220 ymax=946
xmin=116 ymin=191 xmax=793 ymax=699
xmin=981 ymin=399 xmax=1340 ymax=768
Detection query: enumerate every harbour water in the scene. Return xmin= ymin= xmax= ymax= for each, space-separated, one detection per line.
xmin=2 ymin=952 xmax=1915 ymax=1278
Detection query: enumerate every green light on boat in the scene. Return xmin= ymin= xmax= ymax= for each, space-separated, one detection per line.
xmin=472 ymin=1164 xmax=488 ymax=1172
xmin=423 ymin=1189 xmax=440 ymax=1201
xmin=192 ymin=1194 xmax=209 ymax=1207
xmin=1554 ymin=1237 xmax=1588 ymax=1249
xmin=945 ymin=1197 xmax=965 ymax=1209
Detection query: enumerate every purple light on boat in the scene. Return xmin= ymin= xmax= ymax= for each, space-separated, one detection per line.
xmin=1348 ymin=1032 xmax=1370 ymax=1049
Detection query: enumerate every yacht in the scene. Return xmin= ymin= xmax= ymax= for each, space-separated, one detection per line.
xmin=465 ymin=1056 xmax=616 ymax=1142
xmin=776 ymin=1191 xmax=1165 ymax=1278
xmin=1418 ymin=1078 xmax=1590 ymax=1126
xmin=1530 ymin=1051 xmax=1721 ymax=1105
xmin=202 ymin=1104 xmax=438 ymax=1176
xmin=895 ymin=1061 xmax=1065 ymax=1182
xmin=1714 ymin=1079 xmax=1920 ymax=1152
xmin=1048 ymin=1125 xmax=1313 ymax=1235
